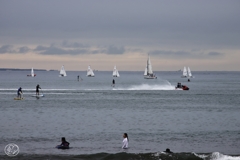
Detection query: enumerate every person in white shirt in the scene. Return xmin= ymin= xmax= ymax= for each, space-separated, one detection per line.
xmin=122 ymin=133 xmax=129 ymax=149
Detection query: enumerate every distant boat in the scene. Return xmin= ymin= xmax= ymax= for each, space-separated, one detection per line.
xmin=181 ymin=66 xmax=193 ymax=78
xmin=113 ymin=66 xmax=120 ymax=77
xmin=86 ymin=65 xmax=95 ymax=77
xmin=59 ymin=65 xmax=67 ymax=77
xmin=27 ymin=68 xmax=36 ymax=77
xmin=144 ymin=54 xmax=157 ymax=79
xmin=187 ymin=67 xmax=193 ymax=78
xmin=181 ymin=66 xmax=188 ymax=78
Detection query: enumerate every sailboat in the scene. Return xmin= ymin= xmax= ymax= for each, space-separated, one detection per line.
xmin=59 ymin=65 xmax=67 ymax=77
xmin=27 ymin=68 xmax=36 ymax=77
xmin=144 ymin=54 xmax=157 ymax=79
xmin=187 ymin=67 xmax=193 ymax=78
xmin=181 ymin=66 xmax=193 ymax=78
xmin=181 ymin=66 xmax=188 ymax=78
xmin=113 ymin=66 xmax=120 ymax=77
xmin=86 ymin=65 xmax=95 ymax=77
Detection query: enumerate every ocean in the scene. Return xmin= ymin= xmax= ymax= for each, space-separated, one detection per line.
xmin=0 ymin=70 xmax=240 ymax=160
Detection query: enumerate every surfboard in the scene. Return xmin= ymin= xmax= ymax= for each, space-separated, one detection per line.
xmin=14 ymin=97 xmax=24 ymax=100
xmin=31 ymin=94 xmax=44 ymax=97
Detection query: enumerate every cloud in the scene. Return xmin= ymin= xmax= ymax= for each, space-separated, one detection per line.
xmin=61 ymin=40 xmax=86 ymax=48
xmin=19 ymin=46 xmax=30 ymax=53
xmin=208 ymin=52 xmax=223 ymax=56
xmin=149 ymin=50 xmax=191 ymax=58
xmin=34 ymin=45 xmax=88 ymax=55
xmin=106 ymin=45 xmax=125 ymax=54
xmin=0 ymin=45 xmax=16 ymax=53
xmin=149 ymin=50 xmax=224 ymax=59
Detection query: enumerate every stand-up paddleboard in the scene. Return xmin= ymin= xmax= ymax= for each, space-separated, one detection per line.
xmin=14 ymin=97 xmax=24 ymax=100
xmin=31 ymin=94 xmax=44 ymax=97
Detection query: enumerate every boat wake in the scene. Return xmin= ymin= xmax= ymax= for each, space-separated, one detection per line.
xmin=114 ymin=81 xmax=175 ymax=90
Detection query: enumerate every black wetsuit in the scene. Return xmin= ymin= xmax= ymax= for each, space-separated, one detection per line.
xmin=36 ymin=85 xmax=41 ymax=94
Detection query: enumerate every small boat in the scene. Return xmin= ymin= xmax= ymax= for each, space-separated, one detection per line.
xmin=27 ymin=68 xmax=36 ymax=77
xmin=181 ymin=66 xmax=193 ymax=78
xmin=144 ymin=54 xmax=157 ymax=79
xmin=59 ymin=65 xmax=67 ymax=77
xmin=86 ymin=65 xmax=95 ymax=77
xmin=181 ymin=67 xmax=188 ymax=78
xmin=175 ymin=82 xmax=189 ymax=90
xmin=112 ymin=66 xmax=120 ymax=77
xmin=187 ymin=67 xmax=193 ymax=78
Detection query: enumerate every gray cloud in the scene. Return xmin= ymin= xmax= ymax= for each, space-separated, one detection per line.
xmin=107 ymin=45 xmax=125 ymax=54
xmin=0 ymin=45 xmax=16 ymax=53
xmin=1 ymin=1 xmax=239 ymax=50
xmin=149 ymin=50 xmax=224 ymax=59
xmin=208 ymin=52 xmax=223 ymax=56
xmin=61 ymin=40 xmax=86 ymax=48
xmin=19 ymin=46 xmax=30 ymax=53
xmin=35 ymin=45 xmax=88 ymax=55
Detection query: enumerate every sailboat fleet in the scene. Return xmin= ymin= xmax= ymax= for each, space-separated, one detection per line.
xmin=181 ymin=66 xmax=193 ymax=78
xmin=27 ymin=56 xmax=193 ymax=83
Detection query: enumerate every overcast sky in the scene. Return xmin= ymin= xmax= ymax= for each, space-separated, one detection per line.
xmin=0 ymin=0 xmax=239 ymax=71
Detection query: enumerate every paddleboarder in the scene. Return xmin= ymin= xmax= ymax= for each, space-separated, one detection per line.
xmin=36 ymin=84 xmax=41 ymax=95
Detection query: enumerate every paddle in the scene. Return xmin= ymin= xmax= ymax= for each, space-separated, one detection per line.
xmin=41 ymin=89 xmax=44 ymax=97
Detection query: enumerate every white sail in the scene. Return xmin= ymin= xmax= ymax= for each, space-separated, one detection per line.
xmin=147 ymin=55 xmax=153 ymax=74
xmin=182 ymin=66 xmax=187 ymax=78
xmin=87 ymin=65 xmax=94 ymax=77
xmin=144 ymin=65 xmax=148 ymax=76
xmin=113 ymin=66 xmax=120 ymax=77
xmin=187 ymin=67 xmax=192 ymax=77
xmin=144 ymin=54 xmax=157 ymax=79
xmin=31 ymin=68 xmax=34 ymax=77
xmin=59 ymin=65 xmax=67 ymax=77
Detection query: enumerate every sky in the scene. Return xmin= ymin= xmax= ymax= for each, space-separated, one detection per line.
xmin=0 ymin=0 xmax=240 ymax=71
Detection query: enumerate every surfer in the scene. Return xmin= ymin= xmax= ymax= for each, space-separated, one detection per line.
xmin=112 ymin=79 xmax=115 ymax=87
xmin=36 ymin=84 xmax=41 ymax=95
xmin=56 ymin=137 xmax=70 ymax=149
xmin=122 ymin=133 xmax=129 ymax=149
xmin=17 ymin=87 xmax=23 ymax=98
xmin=188 ymin=79 xmax=190 ymax=82
xmin=77 ymin=75 xmax=79 ymax=81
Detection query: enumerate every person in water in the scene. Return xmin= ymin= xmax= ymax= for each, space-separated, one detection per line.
xmin=122 ymin=133 xmax=129 ymax=149
xmin=77 ymin=75 xmax=79 ymax=81
xmin=188 ymin=79 xmax=190 ymax=82
xmin=112 ymin=79 xmax=115 ymax=87
xmin=57 ymin=137 xmax=70 ymax=149
xmin=36 ymin=84 xmax=41 ymax=95
xmin=164 ymin=148 xmax=173 ymax=153
xmin=17 ymin=87 xmax=23 ymax=98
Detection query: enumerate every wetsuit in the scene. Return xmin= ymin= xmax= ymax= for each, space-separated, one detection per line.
xmin=36 ymin=85 xmax=41 ymax=95
xmin=17 ymin=88 xmax=22 ymax=97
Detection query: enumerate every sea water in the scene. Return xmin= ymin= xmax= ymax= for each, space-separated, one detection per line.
xmin=0 ymin=71 xmax=240 ymax=160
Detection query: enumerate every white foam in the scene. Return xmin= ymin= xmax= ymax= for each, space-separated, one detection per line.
xmin=194 ymin=152 xmax=240 ymax=160
xmin=114 ymin=83 xmax=175 ymax=90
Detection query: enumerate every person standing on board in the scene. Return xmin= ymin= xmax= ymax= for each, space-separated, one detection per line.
xmin=122 ymin=133 xmax=129 ymax=149
xmin=36 ymin=84 xmax=41 ymax=95
xmin=112 ymin=79 xmax=115 ymax=87
xmin=17 ymin=87 xmax=23 ymax=98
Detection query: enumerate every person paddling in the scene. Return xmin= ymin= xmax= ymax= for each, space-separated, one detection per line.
xmin=112 ymin=79 xmax=115 ymax=87
xmin=36 ymin=84 xmax=41 ymax=95
xmin=17 ymin=87 xmax=23 ymax=98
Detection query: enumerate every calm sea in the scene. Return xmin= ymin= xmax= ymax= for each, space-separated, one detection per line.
xmin=0 ymin=70 xmax=240 ymax=160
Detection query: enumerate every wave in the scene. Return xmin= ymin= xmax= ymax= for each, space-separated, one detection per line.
xmin=1 ymin=152 xmax=239 ymax=160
